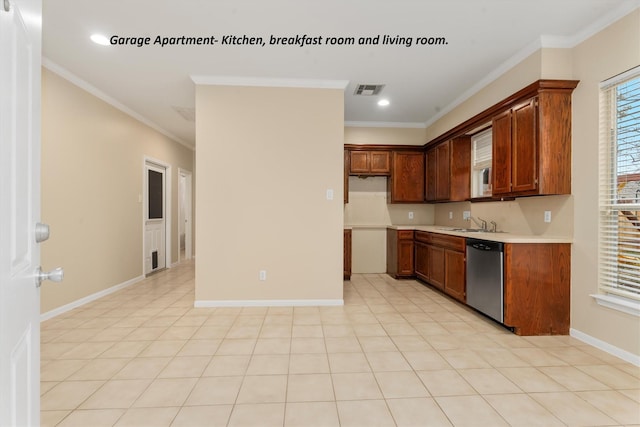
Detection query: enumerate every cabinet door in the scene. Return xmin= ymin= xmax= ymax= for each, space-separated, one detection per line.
xmin=390 ymin=151 xmax=425 ymax=203
xmin=398 ymin=239 xmax=414 ymax=276
xmin=344 ymin=150 xmax=349 ymax=203
xmin=370 ymin=151 xmax=391 ymax=174
xmin=415 ymin=241 xmax=429 ymax=282
xmin=350 ymin=151 xmax=370 ymax=174
xmin=511 ymin=99 xmax=538 ymax=193
xmin=450 ymin=136 xmax=471 ymax=202
xmin=436 ymin=141 xmax=451 ymax=200
xmin=444 ymin=249 xmax=465 ymax=302
xmin=343 ymin=229 xmax=352 ymax=279
xmin=425 ymin=149 xmax=437 ymax=202
xmin=492 ymin=110 xmax=512 ymax=195
xmin=428 ymin=245 xmax=445 ymax=290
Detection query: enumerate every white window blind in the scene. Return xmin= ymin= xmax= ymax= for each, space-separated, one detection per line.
xmin=472 ymin=128 xmax=493 ymax=168
xmin=471 ymin=127 xmax=492 ymax=198
xmin=599 ymin=67 xmax=640 ymax=301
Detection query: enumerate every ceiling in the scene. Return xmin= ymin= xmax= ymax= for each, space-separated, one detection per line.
xmin=42 ymin=0 xmax=638 ymax=149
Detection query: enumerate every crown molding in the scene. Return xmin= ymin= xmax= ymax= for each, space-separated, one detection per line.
xmin=42 ymin=58 xmax=194 ymax=151
xmin=191 ymin=75 xmax=349 ymax=90
xmin=423 ymin=36 xmax=543 ymax=129
xmin=424 ymin=2 xmax=639 ymax=130
xmin=344 ymin=121 xmax=427 ymax=129
xmin=554 ymin=0 xmax=640 ymax=48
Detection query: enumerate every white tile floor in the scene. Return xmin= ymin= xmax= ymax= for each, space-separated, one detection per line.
xmin=40 ymin=261 xmax=640 ymax=426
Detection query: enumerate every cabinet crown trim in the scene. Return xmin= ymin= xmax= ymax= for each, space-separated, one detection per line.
xmin=425 ymin=79 xmax=579 ymax=149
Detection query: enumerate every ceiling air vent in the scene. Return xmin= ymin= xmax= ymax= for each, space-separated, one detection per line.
xmin=171 ymin=106 xmax=196 ymax=122
xmin=354 ymin=84 xmax=385 ymax=96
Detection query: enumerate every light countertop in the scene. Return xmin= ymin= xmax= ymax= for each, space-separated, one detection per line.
xmin=385 ymin=225 xmax=573 ymax=244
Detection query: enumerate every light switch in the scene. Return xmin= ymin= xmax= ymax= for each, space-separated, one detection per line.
xmin=326 ymin=189 xmax=334 ymax=200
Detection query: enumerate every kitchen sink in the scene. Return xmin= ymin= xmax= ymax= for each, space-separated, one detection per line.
xmin=437 ymin=227 xmax=506 ymax=233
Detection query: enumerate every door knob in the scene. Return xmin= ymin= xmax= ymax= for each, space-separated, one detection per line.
xmin=35 ymin=222 xmax=50 ymax=243
xmin=35 ymin=267 xmax=64 ymax=288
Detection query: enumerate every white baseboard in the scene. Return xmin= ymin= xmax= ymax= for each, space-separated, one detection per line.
xmin=570 ymin=328 xmax=640 ymax=366
xmin=194 ymin=299 xmax=344 ymax=308
xmin=40 ymin=275 xmax=144 ymax=322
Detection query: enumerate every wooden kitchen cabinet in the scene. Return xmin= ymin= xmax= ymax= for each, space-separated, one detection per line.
xmin=414 ymin=231 xmax=466 ymax=301
xmin=386 ymin=229 xmax=414 ymax=279
xmin=349 ymin=150 xmax=390 ymax=175
xmin=492 ymin=84 xmax=576 ymax=197
xmin=444 ymin=249 xmax=465 ymax=302
xmin=343 ymin=229 xmax=352 ymax=280
xmin=503 ymin=243 xmax=570 ymax=335
xmin=428 ymin=246 xmax=445 ymax=291
xmin=388 ymin=151 xmax=425 ymax=203
xmin=414 ymin=241 xmax=429 ymax=283
xmin=425 ymin=137 xmax=470 ymax=202
xmin=344 ymin=150 xmax=349 ymax=203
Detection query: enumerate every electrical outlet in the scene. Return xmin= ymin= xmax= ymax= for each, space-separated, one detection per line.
xmin=544 ymin=211 xmax=551 ymax=223
xmin=408 ymin=211 xmax=414 ymax=220
xmin=449 ymin=211 xmax=453 ymax=220
xmin=463 ymin=211 xmax=471 ymax=220
xmin=259 ymin=270 xmax=267 ymax=281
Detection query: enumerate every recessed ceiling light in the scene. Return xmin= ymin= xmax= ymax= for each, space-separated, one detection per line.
xmin=90 ymin=34 xmax=110 ymax=46
xmin=378 ymin=99 xmax=390 ymax=106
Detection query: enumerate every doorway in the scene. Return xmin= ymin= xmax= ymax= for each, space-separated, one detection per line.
xmin=178 ymin=169 xmax=193 ymax=262
xmin=144 ymin=158 xmax=171 ymax=275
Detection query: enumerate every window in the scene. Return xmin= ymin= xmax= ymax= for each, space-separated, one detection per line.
xmin=471 ymin=127 xmax=492 ymax=198
xmin=598 ymin=67 xmax=640 ymax=304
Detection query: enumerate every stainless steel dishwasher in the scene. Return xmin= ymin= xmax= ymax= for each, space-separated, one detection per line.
xmin=466 ymin=238 xmax=504 ymax=323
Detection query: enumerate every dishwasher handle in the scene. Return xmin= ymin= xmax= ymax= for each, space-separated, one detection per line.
xmin=466 ymin=238 xmax=503 ymax=252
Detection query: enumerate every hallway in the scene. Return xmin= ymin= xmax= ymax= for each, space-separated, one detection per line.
xmin=40 ymin=262 xmax=640 ymax=426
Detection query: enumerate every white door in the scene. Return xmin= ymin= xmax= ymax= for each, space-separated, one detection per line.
xmin=0 ymin=0 xmax=43 ymax=425
xmin=178 ymin=169 xmax=192 ymax=261
xmin=145 ymin=163 xmax=166 ymax=274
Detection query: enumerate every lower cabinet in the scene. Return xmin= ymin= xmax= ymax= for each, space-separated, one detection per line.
xmin=503 ymin=243 xmax=570 ymax=335
xmin=386 ymin=229 xmax=415 ymax=279
xmin=343 ymin=229 xmax=352 ymax=280
xmin=414 ymin=231 xmax=466 ymax=302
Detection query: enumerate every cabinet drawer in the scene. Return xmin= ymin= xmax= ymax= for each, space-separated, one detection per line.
xmin=430 ymin=234 xmax=465 ymax=252
xmin=397 ymin=230 xmax=414 ymax=240
xmin=415 ymin=231 xmax=432 ymax=244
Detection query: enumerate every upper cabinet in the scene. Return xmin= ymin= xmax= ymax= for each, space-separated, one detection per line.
xmin=492 ymin=88 xmax=574 ymax=197
xmin=425 ymin=79 xmax=578 ymax=200
xmin=349 ymin=150 xmax=390 ymax=175
xmin=344 ymin=149 xmax=349 ymax=204
xmin=425 ymin=137 xmax=470 ymax=202
xmin=388 ymin=151 xmax=425 ymax=203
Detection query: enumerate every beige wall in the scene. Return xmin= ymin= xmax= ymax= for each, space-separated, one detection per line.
xmin=195 ymin=85 xmax=343 ymax=303
xmin=426 ymin=10 xmax=640 ymax=356
xmin=570 ymin=10 xmax=640 ymax=356
xmin=345 ymin=126 xmax=426 ymax=145
xmin=41 ymin=68 xmax=194 ymax=314
xmin=434 ymin=195 xmax=573 ymax=237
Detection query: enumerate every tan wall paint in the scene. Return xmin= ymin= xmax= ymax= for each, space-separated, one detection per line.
xmin=41 ymin=68 xmax=194 ymax=314
xmin=434 ymin=195 xmax=573 ymax=237
xmin=426 ymin=11 xmax=640 ymax=356
xmin=570 ymin=10 xmax=640 ymax=356
xmin=345 ymin=126 xmax=426 ymax=145
xmin=195 ymin=85 xmax=343 ymax=302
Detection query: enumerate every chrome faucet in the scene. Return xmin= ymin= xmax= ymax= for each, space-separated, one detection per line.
xmin=469 ymin=216 xmax=488 ymax=231
xmin=490 ymin=221 xmax=498 ymax=233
